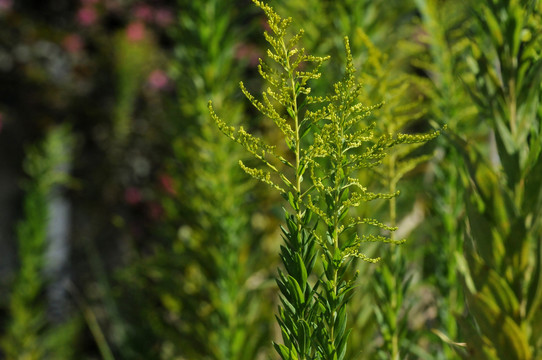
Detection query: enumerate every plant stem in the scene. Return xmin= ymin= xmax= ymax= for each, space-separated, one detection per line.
xmin=389 ymin=154 xmax=400 ymax=360
xmin=289 ymin=42 xmax=304 ymax=246
xmin=292 ymin=49 xmax=308 ymax=360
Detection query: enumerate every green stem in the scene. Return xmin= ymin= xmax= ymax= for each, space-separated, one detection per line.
xmin=330 ymin=202 xmax=340 ymax=349
xmin=387 ymin=153 xmax=400 ymax=360
xmin=68 ymin=283 xmax=116 ymax=360
xmin=285 ymin=33 xmax=309 ymax=360
xmin=329 ymin=116 xmax=345 ymax=355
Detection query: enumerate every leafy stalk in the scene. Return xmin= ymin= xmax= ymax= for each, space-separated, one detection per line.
xmin=353 ymin=29 xmax=437 ymax=359
xmin=450 ymin=1 xmax=542 ymax=358
xmin=413 ymin=0 xmax=477 ymax=357
xmin=210 ymin=1 xmax=440 ymax=358
xmin=118 ymin=1 xmax=275 ymax=358
xmin=0 ymin=126 xmax=79 ymax=360
xmin=212 ymin=3 xmax=327 ymax=357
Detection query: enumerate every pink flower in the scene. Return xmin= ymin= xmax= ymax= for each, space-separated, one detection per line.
xmin=77 ymin=6 xmax=98 ymax=26
xmin=0 ymin=0 xmax=13 ymax=11
xmin=124 ymin=187 xmax=142 ymax=205
xmin=133 ymin=4 xmax=153 ymax=21
xmin=159 ymin=174 xmax=177 ymax=195
xmin=148 ymin=69 xmax=169 ymax=90
xmin=63 ymin=34 xmax=84 ymax=54
xmin=154 ymin=8 xmax=174 ymax=27
xmin=126 ymin=22 xmax=146 ymax=42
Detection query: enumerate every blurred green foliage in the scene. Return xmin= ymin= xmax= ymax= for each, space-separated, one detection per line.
xmin=1 ymin=126 xmax=81 ymax=359
xmin=0 ymin=0 xmax=541 ymax=359
xmin=453 ymin=1 xmax=542 ymax=358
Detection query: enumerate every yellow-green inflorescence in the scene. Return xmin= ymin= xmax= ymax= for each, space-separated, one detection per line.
xmin=209 ymin=1 xmax=439 ymax=358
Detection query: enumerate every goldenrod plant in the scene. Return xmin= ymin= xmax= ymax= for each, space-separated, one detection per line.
xmin=272 ymin=3 xmax=438 ymax=358
xmin=273 ymin=4 xmax=441 ymax=358
xmin=449 ymin=0 xmax=542 ymax=358
xmin=0 ymin=126 xmax=80 ymax=360
xmin=210 ymin=1 xmax=439 ymax=358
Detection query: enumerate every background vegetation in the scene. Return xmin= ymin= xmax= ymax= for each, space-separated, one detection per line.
xmin=0 ymin=0 xmax=540 ymax=359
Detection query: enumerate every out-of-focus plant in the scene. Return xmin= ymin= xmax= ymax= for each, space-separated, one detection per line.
xmin=210 ymin=1 xmax=439 ymax=358
xmin=117 ymin=1 xmax=276 ymax=359
xmin=413 ymin=0 xmax=478 ymax=358
xmin=450 ymin=1 xmax=542 ymax=358
xmin=355 ymin=29 xmax=437 ymax=360
xmin=113 ymin=22 xmax=156 ymax=146
xmin=0 ymin=126 xmax=80 ymax=360
xmin=274 ymin=0 xmax=417 ymax=73
xmin=169 ymin=1 xmax=276 ymax=357
xmin=168 ymin=2 xmax=275 ymax=358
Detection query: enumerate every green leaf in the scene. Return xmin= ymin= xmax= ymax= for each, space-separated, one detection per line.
xmin=288 ymin=192 xmax=299 ymax=211
xmin=287 ymin=275 xmax=305 ymax=307
xmin=467 ymin=292 xmax=531 ymax=360
xmin=300 ymin=123 xmax=312 ymax=141
xmin=465 ymin=192 xmax=500 ymax=268
xmin=479 ymin=269 xmax=521 ymax=321
xmin=294 ymin=253 xmax=308 ymax=292
xmin=335 ymin=305 xmax=347 ymax=342
xmin=506 ymin=5 xmax=522 ymax=59
xmin=526 ymin=236 xmax=542 ymax=321
xmin=524 ymin=149 xmax=542 ymax=216
xmin=481 ymin=6 xmax=503 ymax=47
xmin=287 ymin=106 xmax=296 ymax=120
xmin=298 ymin=320 xmax=310 ymax=355
xmin=494 ymin=121 xmax=521 ymax=186
xmin=273 ymin=342 xmax=299 ymax=360
xmin=337 ymin=328 xmax=351 ymax=360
